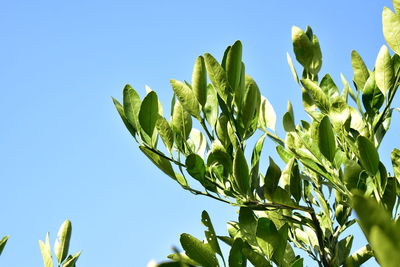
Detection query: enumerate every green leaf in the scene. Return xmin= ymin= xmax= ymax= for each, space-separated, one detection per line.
xmin=383 ymin=7 xmax=400 ymax=55
xmin=258 ymin=96 xmax=276 ymax=131
xmin=320 ymin=74 xmax=339 ymax=98
xmin=112 ymin=97 xmax=136 ymax=137
xmin=226 ymin=41 xmax=243 ymax=93
xmin=337 ymin=235 xmax=353 ymax=265
xmin=39 ymin=233 xmax=53 ymax=267
xmin=123 ymin=84 xmax=141 ymax=132
xmin=362 ymin=72 xmax=384 ymax=115
xmin=238 ymin=208 xmax=257 ymax=247
xmin=63 ymin=251 xmax=81 ymax=267
xmin=240 ymin=75 xmax=261 ymax=135
xmin=301 ymin=79 xmax=330 ymax=113
xmin=229 ymin=238 xmax=247 ymax=267
xmin=54 ymin=220 xmax=72 ymax=264
xmin=263 ymin=157 xmax=281 ymax=199
xmin=375 ymin=45 xmax=394 ymax=96
xmin=343 ymin=160 xmax=362 ymax=190
xmin=156 ymin=116 xmax=174 ymax=153
xmin=167 ymin=253 xmax=200 ymax=266
xmin=171 ymin=100 xmax=192 ymax=141
xmin=382 ymin=177 xmax=396 ymax=212
xmin=233 ymin=148 xmax=250 ymax=194
xmin=216 ymin=114 xmax=231 ymax=148
xmin=204 ymin=53 xmax=230 ymax=102
xmin=139 ymin=91 xmax=159 ymax=146
xmin=192 ymin=56 xmax=208 ymax=106
xmin=170 ymin=79 xmax=201 ymax=118
xmin=256 ymin=218 xmax=280 ymax=260
xmin=291 ymin=26 xmax=313 ymax=68
xmin=351 ymin=50 xmax=370 ymax=91
xmin=201 ymin=211 xmax=223 ymax=261
xmin=0 ymin=236 xmax=8 ymax=256
xmin=139 ymin=146 xmax=176 ymax=180
xmin=204 ymin=84 xmax=218 ymax=129
xmin=291 ymin=258 xmax=304 ymax=267
xmin=180 ymin=233 xmax=219 ymax=267
xmin=369 ymin=227 xmax=400 ymax=267
xmin=185 ymin=154 xmax=206 ymax=184
xmin=318 ymin=116 xmax=336 ymax=163
xmin=207 ymin=147 xmax=232 ymax=181
xmin=283 ymin=101 xmax=295 ymax=132
xmin=391 ymin=148 xmax=400 ymax=183
xmin=356 ymin=136 xmax=380 ymax=175
xmin=242 ymin=247 xmax=272 ymax=267
xmin=286 ymin=53 xmax=299 ymax=84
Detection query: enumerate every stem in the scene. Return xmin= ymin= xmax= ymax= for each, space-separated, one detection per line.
xmin=188 ymin=188 xmax=231 ymax=204
xmin=143 ymin=144 xmax=186 ymax=167
xmin=200 ymin=118 xmax=214 ymax=142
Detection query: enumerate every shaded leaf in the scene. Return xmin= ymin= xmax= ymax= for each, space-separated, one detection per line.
xmin=180 ymin=233 xmax=219 ymax=267
xmin=186 ymin=154 xmax=206 ymax=184
xmin=233 ymin=148 xmax=250 ymax=194
xmin=318 ymin=116 xmax=336 ymax=163
xmin=229 ymin=238 xmax=246 ymax=267
xmin=201 ymin=211 xmax=223 ymax=261
xmin=356 ymin=136 xmax=380 ymax=175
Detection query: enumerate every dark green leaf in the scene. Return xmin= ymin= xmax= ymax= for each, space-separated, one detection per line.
xmin=362 ymin=72 xmax=384 ymax=115
xmin=186 ymin=154 xmax=206 ymax=184
xmin=242 ymin=247 xmax=271 ymax=267
xmin=233 ymin=148 xmax=250 ymax=194
xmin=264 ymin=157 xmax=281 ymax=199
xmin=139 ymin=91 xmax=159 ymax=146
xmin=356 ymin=136 xmax=380 ymax=175
xmin=343 ymin=160 xmax=362 ymax=190
xmin=229 ymin=238 xmax=247 ymax=267
xmin=0 ymin=236 xmax=8 ymax=256
xmin=123 ymin=84 xmax=141 ymax=132
xmin=318 ymin=116 xmax=336 ymax=163
xmin=140 ymin=146 xmax=176 ymax=180
xmin=256 ymin=218 xmax=280 ymax=260
xmin=226 ymin=40 xmax=243 ymax=93
xmin=112 ymin=97 xmax=136 ymax=137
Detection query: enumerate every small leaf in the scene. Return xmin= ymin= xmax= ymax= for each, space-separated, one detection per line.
xmin=263 ymin=157 xmax=281 ymax=199
xmin=180 ymin=233 xmax=219 ymax=267
xmin=383 ymin=7 xmax=400 ymax=55
xmin=170 ymin=79 xmax=201 ymax=118
xmin=185 ymin=154 xmax=206 ymax=184
xmin=39 ymin=233 xmax=53 ymax=267
xmin=123 ymin=84 xmax=141 ymax=132
xmin=318 ymin=116 xmax=336 ymax=163
xmin=171 ymin=100 xmax=192 ymax=141
xmin=292 ymin=26 xmax=313 ymax=68
xmin=204 ymin=53 xmax=230 ymax=102
xmin=0 ymin=236 xmax=8 ymax=256
xmin=192 ymin=56 xmax=208 ymax=106
xmin=256 ymin=218 xmax=280 ymax=260
xmin=258 ymin=96 xmax=276 ymax=131
xmin=204 ymin=84 xmax=218 ymax=129
xmin=139 ymin=91 xmax=159 ymax=145
xmin=301 ymin=79 xmax=330 ymax=113
xmin=54 ymin=220 xmax=72 ymax=264
xmin=362 ymin=72 xmax=384 ymax=115
xmin=351 ymin=50 xmax=369 ymax=91
xmin=283 ymin=101 xmax=295 ymax=132
xmin=156 ymin=116 xmax=174 ymax=153
xmin=356 ymin=136 xmax=380 ymax=175
xmin=286 ymin=53 xmax=299 ymax=84
xmin=240 ymin=75 xmax=261 ymax=134
xmin=63 ymin=251 xmax=81 ymax=267
xmin=112 ymin=97 xmax=136 ymax=137
xmin=226 ymin=40 xmax=243 ymax=93
xmin=375 ymin=45 xmax=394 ymax=96
xmin=233 ymin=148 xmax=250 ymax=194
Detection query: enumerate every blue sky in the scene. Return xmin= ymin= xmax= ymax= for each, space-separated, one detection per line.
xmin=0 ymin=0 xmax=397 ymax=266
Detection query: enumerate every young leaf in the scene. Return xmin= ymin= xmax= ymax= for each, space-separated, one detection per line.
xmin=171 ymin=100 xmax=192 ymax=141
xmin=156 ymin=116 xmax=174 ymax=153
xmin=204 ymin=84 xmax=218 ymax=129
xmin=54 ymin=220 xmax=72 ymax=264
xmin=292 ymin=26 xmax=313 ymax=68
xmin=0 ymin=236 xmax=8 ymax=256
xmin=356 ymin=136 xmax=380 ymax=175
xmin=204 ymin=53 xmax=230 ymax=102
xmin=39 ymin=233 xmax=53 ymax=267
xmin=201 ymin=211 xmax=224 ymax=261
xmin=139 ymin=91 xmax=159 ymax=145
xmin=170 ymin=79 xmax=201 ymax=119
xmin=240 ymin=75 xmax=261 ymax=134
xmin=391 ymin=148 xmax=400 ymax=183
xmin=301 ymin=79 xmax=330 ymax=113
xmin=63 ymin=251 xmax=81 ymax=267
xmin=180 ymin=233 xmax=219 ymax=267
xmin=286 ymin=53 xmax=299 ymax=84
xmin=362 ymin=72 xmax=384 ymax=115
xmin=226 ymin=40 xmax=243 ymax=93
xmin=264 ymin=157 xmax=281 ymax=199
xmin=185 ymin=154 xmax=206 ymax=184
xmin=233 ymin=148 xmax=250 ymax=194
xmin=318 ymin=116 xmax=336 ymax=163
xmin=375 ymin=45 xmax=394 ymax=96
xmin=351 ymin=50 xmax=369 ymax=91
xmin=283 ymin=101 xmax=295 ymax=132
xmin=123 ymin=84 xmax=141 ymax=132
xmin=112 ymin=97 xmax=136 ymax=137
xmin=258 ymin=96 xmax=276 ymax=131
xmin=382 ymin=7 xmax=400 ymax=55
xmin=192 ymin=56 xmax=208 ymax=106
xmin=320 ymin=74 xmax=339 ymax=98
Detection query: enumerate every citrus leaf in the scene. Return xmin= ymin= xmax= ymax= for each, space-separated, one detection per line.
xmin=375 ymin=45 xmax=394 ymax=96
xmin=170 ymin=79 xmax=201 ymax=118
xmin=192 ymin=56 xmax=208 ymax=106
xmin=54 ymin=220 xmax=72 ymax=264
xmin=180 ymin=233 xmax=219 ymax=267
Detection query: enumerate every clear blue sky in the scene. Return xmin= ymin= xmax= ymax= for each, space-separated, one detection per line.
xmin=0 ymin=0 xmax=397 ymax=266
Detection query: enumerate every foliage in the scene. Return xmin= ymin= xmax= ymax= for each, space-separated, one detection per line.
xmin=113 ymin=1 xmax=400 ymax=266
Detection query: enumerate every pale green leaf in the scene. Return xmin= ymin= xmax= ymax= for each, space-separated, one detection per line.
xmin=256 ymin=218 xmax=280 ymax=260
xmin=54 ymin=220 xmax=72 ymax=263
xmin=201 ymin=211 xmax=223 ymax=261
xmin=286 ymin=53 xmax=299 ymax=84
xmin=226 ymin=40 xmax=243 ymax=93
xmin=63 ymin=251 xmax=81 ymax=267
xmin=192 ymin=56 xmax=207 ymax=106
xmin=301 ymin=79 xmax=330 ymax=113
xmin=39 ymin=233 xmax=53 ymax=267
xmin=258 ymin=96 xmax=276 ymax=131
xmin=123 ymin=84 xmax=141 ymax=132
xmin=383 ymin=7 xmax=400 ymax=55
xmin=204 ymin=84 xmax=218 ymax=129
xmin=204 ymin=53 xmax=230 ymax=102
xmin=170 ymin=79 xmax=200 ymax=118
xmin=156 ymin=116 xmax=174 ymax=153
xmin=351 ymin=50 xmax=370 ymax=91
xmin=375 ymin=45 xmax=394 ymax=96
xmin=0 ymin=236 xmax=8 ymax=256
xmin=171 ymin=100 xmax=192 ymax=141
xmin=139 ymin=146 xmax=176 ymax=180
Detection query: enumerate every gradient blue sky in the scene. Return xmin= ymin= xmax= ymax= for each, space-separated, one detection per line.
xmin=0 ymin=0 xmax=397 ymax=266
